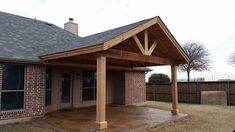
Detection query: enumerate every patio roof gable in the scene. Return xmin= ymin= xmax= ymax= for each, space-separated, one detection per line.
xmin=103 ymin=17 xmax=189 ymax=64
xmin=40 ymin=17 xmax=189 ymax=65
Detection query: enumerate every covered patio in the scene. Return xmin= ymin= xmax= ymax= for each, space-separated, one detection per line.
xmin=40 ymin=16 xmax=189 ymax=131
xmin=40 ymin=104 xmax=187 ymax=132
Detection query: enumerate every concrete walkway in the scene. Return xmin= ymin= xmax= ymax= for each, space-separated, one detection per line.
xmin=40 ymin=105 xmax=187 ymax=132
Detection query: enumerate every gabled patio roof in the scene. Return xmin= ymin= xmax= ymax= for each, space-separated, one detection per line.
xmin=41 ymin=17 xmax=189 ymax=69
xmin=40 ymin=16 xmax=185 ymax=131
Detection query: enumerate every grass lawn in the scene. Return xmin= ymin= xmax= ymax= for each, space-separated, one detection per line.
xmin=145 ymin=101 xmax=235 ymax=132
xmin=0 ymin=101 xmax=234 ymax=132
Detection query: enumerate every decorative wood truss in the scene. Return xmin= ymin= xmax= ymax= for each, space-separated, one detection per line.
xmin=132 ymin=29 xmax=158 ymax=56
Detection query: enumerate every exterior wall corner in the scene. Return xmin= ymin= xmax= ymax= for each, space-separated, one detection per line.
xmin=124 ymin=71 xmax=146 ymax=105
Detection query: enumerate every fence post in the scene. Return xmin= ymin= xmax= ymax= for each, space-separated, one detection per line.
xmin=227 ymin=81 xmax=230 ymax=106
xmin=154 ymin=85 xmax=156 ymax=101
xmin=196 ymin=81 xmax=198 ymax=103
xmin=197 ymin=81 xmax=201 ymax=104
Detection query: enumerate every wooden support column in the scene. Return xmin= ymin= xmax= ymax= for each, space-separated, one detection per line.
xmin=96 ymin=56 xmax=107 ymax=131
xmin=171 ymin=65 xmax=179 ymax=115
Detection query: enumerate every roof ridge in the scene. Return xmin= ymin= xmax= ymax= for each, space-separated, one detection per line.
xmin=0 ymin=11 xmax=52 ymax=25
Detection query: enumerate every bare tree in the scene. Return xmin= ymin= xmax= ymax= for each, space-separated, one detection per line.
xmin=179 ymin=42 xmax=211 ymax=82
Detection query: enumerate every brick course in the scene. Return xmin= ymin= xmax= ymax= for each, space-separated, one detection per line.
xmin=125 ymin=71 xmax=146 ymax=105
xmin=0 ymin=64 xmax=45 ymax=121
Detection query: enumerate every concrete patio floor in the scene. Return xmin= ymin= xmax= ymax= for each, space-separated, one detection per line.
xmin=40 ymin=105 xmax=187 ymax=132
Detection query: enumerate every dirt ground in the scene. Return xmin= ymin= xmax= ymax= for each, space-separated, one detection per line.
xmin=145 ymin=101 xmax=235 ymax=132
xmin=0 ymin=101 xmax=234 ymax=132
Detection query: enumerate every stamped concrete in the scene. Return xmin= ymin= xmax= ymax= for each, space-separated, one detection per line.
xmin=40 ymin=105 xmax=187 ymax=132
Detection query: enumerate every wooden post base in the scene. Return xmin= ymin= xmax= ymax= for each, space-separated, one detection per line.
xmin=171 ymin=109 xmax=179 ymax=115
xmin=95 ymin=121 xmax=107 ymax=130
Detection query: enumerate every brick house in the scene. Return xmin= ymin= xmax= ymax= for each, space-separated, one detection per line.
xmin=0 ymin=11 xmax=189 ymax=130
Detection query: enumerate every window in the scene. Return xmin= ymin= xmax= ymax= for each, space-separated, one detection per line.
xmin=82 ymin=71 xmax=96 ymax=101
xmin=45 ymin=69 xmax=52 ymax=106
xmin=1 ymin=64 xmax=25 ymax=111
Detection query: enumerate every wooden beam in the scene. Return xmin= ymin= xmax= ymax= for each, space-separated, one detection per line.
xmin=104 ymin=17 xmax=158 ymax=49
xmin=40 ymin=44 xmax=105 ymax=61
xmin=147 ymin=40 xmax=158 ymax=55
xmin=157 ymin=18 xmax=189 ymax=63
xmin=96 ymin=56 xmax=107 ymax=131
xmin=96 ymin=49 xmax=175 ymax=65
xmin=144 ymin=29 xmax=148 ymax=52
xmin=43 ymin=61 xmax=132 ymax=70
xmin=132 ymin=35 xmax=146 ymax=55
xmin=171 ymin=65 xmax=179 ymax=115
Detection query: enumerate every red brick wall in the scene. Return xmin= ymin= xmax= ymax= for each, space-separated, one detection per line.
xmin=0 ymin=64 xmax=45 ymax=121
xmin=125 ymin=71 xmax=146 ymax=105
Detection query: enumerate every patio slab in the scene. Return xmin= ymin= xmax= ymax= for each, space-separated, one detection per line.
xmin=39 ymin=105 xmax=187 ymax=132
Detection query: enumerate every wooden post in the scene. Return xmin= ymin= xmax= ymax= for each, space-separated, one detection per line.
xmin=96 ymin=56 xmax=107 ymax=131
xmin=144 ymin=29 xmax=148 ymax=52
xmin=171 ymin=65 xmax=179 ymax=115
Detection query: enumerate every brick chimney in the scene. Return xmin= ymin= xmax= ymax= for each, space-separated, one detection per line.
xmin=64 ymin=18 xmax=78 ymax=35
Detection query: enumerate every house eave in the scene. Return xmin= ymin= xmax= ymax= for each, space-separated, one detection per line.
xmin=40 ymin=44 xmax=105 ymax=61
xmin=0 ymin=57 xmax=42 ymax=64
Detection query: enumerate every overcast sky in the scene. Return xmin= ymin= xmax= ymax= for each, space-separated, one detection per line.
xmin=1 ymin=0 xmax=235 ymax=81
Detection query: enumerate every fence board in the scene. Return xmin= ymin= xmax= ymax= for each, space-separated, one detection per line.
xmin=146 ymin=81 xmax=235 ymax=106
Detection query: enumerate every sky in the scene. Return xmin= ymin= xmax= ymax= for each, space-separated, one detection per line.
xmin=1 ymin=0 xmax=235 ymax=81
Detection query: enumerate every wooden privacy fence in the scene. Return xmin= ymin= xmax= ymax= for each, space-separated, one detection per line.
xmin=146 ymin=81 xmax=235 ymax=106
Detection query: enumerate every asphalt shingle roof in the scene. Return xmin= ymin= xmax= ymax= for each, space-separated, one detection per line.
xmin=0 ymin=11 xmax=153 ymax=62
